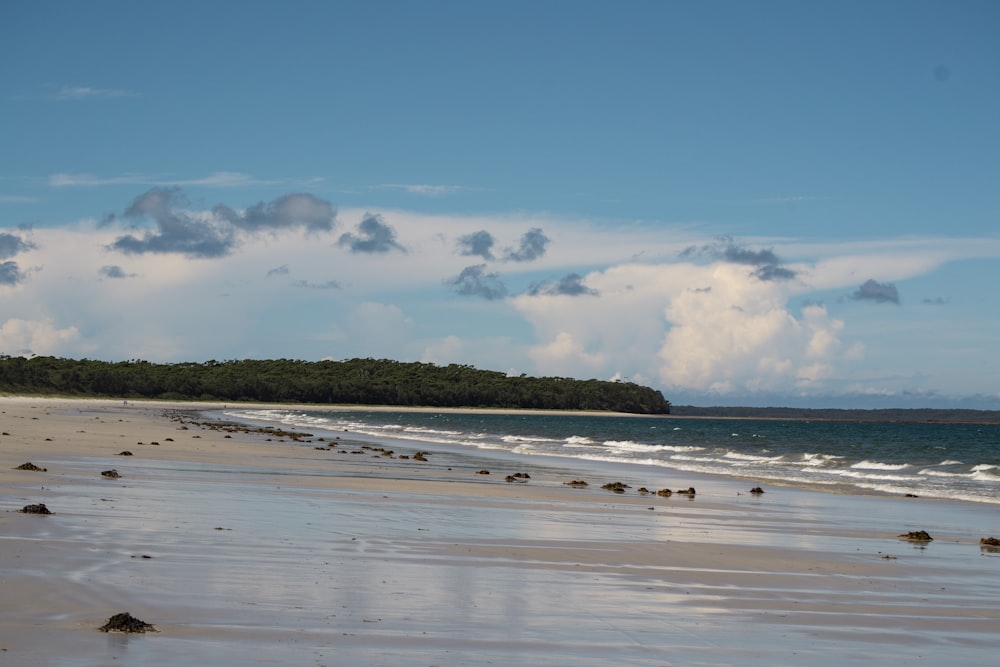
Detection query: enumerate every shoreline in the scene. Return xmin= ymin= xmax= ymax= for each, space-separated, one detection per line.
xmin=2 ymin=397 xmax=999 ymax=665
xmin=7 ymin=393 xmax=1000 ymax=424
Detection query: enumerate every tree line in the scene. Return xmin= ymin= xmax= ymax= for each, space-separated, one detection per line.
xmin=0 ymin=356 xmax=672 ymax=415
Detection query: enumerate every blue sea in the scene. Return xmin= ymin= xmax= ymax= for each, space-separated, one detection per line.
xmin=223 ymin=408 xmax=1000 ymax=505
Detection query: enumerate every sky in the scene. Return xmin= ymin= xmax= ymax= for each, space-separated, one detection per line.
xmin=2 ymin=1 xmax=999 ymax=409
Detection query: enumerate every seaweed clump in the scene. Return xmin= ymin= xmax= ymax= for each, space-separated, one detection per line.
xmin=99 ymin=612 xmax=157 ymax=633
xmin=899 ymin=530 xmax=933 ymax=542
xmin=20 ymin=503 xmax=51 ymax=514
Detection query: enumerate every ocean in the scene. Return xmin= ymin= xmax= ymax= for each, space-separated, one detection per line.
xmin=223 ymin=408 xmax=1000 ymax=505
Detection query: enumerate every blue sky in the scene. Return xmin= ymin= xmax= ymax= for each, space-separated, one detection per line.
xmin=2 ymin=0 xmax=999 ymax=408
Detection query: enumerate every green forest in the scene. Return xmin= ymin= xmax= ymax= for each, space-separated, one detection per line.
xmin=0 ymin=356 xmax=672 ymax=415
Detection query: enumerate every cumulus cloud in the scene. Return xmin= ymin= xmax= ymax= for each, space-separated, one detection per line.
xmin=514 ymin=259 xmax=853 ymax=397
xmin=527 ymin=273 xmax=598 ymax=297
xmin=0 ymin=261 xmax=26 ymax=286
xmin=110 ymin=187 xmax=236 ymax=257
xmin=681 ymin=235 xmax=797 ymax=281
xmin=457 ymin=230 xmax=496 ymax=260
xmin=0 ymin=233 xmax=35 ymax=259
xmin=0 ymin=318 xmax=81 ymax=355
xmin=337 ymin=213 xmax=405 ymax=254
xmin=0 ymin=233 xmax=32 ymax=285
xmin=503 ymin=228 xmax=550 ymax=262
xmin=446 ymin=264 xmax=507 ymax=300
xmin=850 ymin=279 xmax=900 ymax=304
xmin=213 ymin=193 xmax=336 ymax=233
xmin=99 ymin=265 xmax=134 ymax=279
xmin=107 ymin=188 xmax=337 ymax=258
xmin=658 ymin=271 xmax=847 ymax=393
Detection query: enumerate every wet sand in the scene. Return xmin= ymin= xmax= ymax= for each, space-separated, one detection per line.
xmin=2 ymin=397 xmax=998 ymax=666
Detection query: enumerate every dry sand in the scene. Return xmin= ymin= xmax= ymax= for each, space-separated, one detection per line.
xmin=1 ymin=397 xmax=998 ymax=666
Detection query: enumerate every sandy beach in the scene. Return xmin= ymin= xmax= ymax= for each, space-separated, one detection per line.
xmin=2 ymin=397 xmax=998 ymax=666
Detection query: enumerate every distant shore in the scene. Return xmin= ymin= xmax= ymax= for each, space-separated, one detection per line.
xmin=5 ymin=392 xmax=999 ymax=424
xmin=671 ymin=404 xmax=1000 ymax=424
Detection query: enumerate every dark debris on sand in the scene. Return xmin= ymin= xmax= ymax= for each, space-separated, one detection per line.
xmin=15 ymin=462 xmax=47 ymax=472
xmin=99 ymin=612 xmax=157 ymax=633
xmin=899 ymin=530 xmax=933 ymax=542
xmin=20 ymin=503 xmax=51 ymax=514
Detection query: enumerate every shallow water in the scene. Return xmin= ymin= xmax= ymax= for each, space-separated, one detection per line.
xmin=228 ymin=408 xmax=1000 ymax=504
xmin=6 ymin=441 xmax=997 ymax=666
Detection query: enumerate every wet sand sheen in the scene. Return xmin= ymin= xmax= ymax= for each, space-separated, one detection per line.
xmin=1 ymin=397 xmax=998 ymax=666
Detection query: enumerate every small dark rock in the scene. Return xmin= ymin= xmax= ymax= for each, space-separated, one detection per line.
xmin=20 ymin=503 xmax=51 ymax=514
xmin=101 ymin=469 xmax=121 ymax=479
xmin=601 ymin=482 xmax=630 ymax=494
xmin=980 ymin=537 xmax=1000 ymax=548
xmin=899 ymin=530 xmax=933 ymax=542
xmin=637 ymin=487 xmax=650 ymax=494
xmin=749 ymin=486 xmax=765 ymax=495
xmin=564 ymin=480 xmax=588 ymax=487
xmin=476 ymin=470 xmax=490 ymax=475
xmin=99 ymin=612 xmax=157 ymax=633
xmin=118 ymin=451 xmax=133 ymax=456
xmin=512 ymin=472 xmax=530 ymax=479
xmin=656 ymin=488 xmax=673 ymax=497
xmin=15 ymin=462 xmax=47 ymax=472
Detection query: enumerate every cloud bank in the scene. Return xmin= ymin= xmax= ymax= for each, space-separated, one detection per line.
xmin=3 ymin=203 xmax=998 ymax=405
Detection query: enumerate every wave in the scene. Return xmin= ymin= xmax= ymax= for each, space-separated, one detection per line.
xmin=850 ymin=460 xmax=911 ymax=471
xmin=502 ymin=434 xmax=561 ymax=444
xmin=222 ymin=408 xmax=1000 ymax=505
xmin=722 ymin=451 xmax=781 ymax=463
xmin=602 ymin=440 xmax=705 ymax=454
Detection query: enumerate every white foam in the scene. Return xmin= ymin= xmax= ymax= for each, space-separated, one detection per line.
xmin=850 ymin=460 xmax=910 ymax=471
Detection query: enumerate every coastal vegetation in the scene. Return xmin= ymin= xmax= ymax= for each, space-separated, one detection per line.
xmin=0 ymin=355 xmax=672 ymax=415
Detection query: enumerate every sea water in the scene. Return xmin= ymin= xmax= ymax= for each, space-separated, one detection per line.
xmin=223 ymin=408 xmax=1000 ymax=505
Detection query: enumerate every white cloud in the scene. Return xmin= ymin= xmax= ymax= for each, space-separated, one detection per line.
xmin=49 ymin=171 xmax=278 ymax=188
xmin=515 ymin=260 xmax=851 ymax=396
xmin=0 ymin=318 xmax=82 ymax=356
xmin=375 ymin=184 xmax=473 ymax=197
xmin=53 ymin=85 xmax=137 ymax=100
